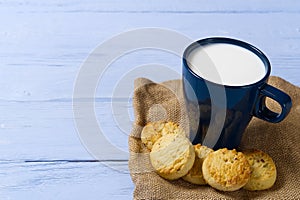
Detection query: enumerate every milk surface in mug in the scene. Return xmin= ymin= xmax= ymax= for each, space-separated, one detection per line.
xmin=187 ymin=43 xmax=266 ymax=86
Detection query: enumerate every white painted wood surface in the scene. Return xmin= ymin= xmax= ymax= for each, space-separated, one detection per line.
xmin=0 ymin=0 xmax=299 ymax=199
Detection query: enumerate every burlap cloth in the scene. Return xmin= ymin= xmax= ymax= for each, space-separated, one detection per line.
xmin=128 ymin=76 xmax=300 ymax=200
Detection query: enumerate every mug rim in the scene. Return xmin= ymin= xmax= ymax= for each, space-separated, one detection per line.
xmin=182 ymin=37 xmax=271 ymax=88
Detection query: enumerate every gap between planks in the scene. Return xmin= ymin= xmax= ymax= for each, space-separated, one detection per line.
xmin=24 ymin=159 xmax=128 ymax=163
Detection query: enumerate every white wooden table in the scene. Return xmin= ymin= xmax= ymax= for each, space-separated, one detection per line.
xmin=1 ymin=0 xmax=299 ymax=199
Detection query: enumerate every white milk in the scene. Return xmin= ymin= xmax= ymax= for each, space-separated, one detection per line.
xmin=187 ymin=43 xmax=266 ymax=86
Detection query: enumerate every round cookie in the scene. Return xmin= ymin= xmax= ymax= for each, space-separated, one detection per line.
xmin=202 ymin=148 xmax=251 ymax=191
xmin=182 ymin=144 xmax=213 ymax=185
xmin=243 ymin=149 xmax=277 ymax=191
xmin=150 ymin=134 xmax=195 ymax=180
xmin=141 ymin=121 xmax=185 ymax=151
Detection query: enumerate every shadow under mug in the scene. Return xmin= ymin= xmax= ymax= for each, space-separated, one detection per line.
xmin=182 ymin=37 xmax=292 ymax=150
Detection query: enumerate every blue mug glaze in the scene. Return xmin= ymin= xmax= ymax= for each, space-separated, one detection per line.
xmin=182 ymin=37 xmax=292 ymax=150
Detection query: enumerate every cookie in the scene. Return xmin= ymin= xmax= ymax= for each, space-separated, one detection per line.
xmin=243 ymin=149 xmax=277 ymax=191
xmin=150 ymin=134 xmax=195 ymax=180
xmin=182 ymin=144 xmax=214 ymax=185
xmin=141 ymin=121 xmax=185 ymax=151
xmin=202 ymin=148 xmax=251 ymax=191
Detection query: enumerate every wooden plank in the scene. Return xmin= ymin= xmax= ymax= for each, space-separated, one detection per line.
xmin=1 ymin=0 xmax=300 ymax=13
xmin=0 ymin=100 xmax=132 ymax=160
xmin=0 ymin=160 xmax=133 ymax=199
xmin=0 ymin=4 xmax=300 ymax=101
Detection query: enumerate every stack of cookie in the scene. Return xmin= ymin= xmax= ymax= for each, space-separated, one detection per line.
xmin=141 ymin=121 xmax=277 ymax=192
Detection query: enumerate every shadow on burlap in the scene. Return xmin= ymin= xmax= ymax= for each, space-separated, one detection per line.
xmin=128 ymin=76 xmax=300 ymax=200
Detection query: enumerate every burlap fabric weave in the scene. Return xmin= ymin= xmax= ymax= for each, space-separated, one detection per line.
xmin=128 ymin=76 xmax=300 ymax=199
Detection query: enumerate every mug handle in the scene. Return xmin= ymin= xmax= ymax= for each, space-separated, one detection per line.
xmin=253 ymin=84 xmax=292 ymax=123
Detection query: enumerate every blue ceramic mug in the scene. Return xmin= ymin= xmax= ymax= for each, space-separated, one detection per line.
xmin=182 ymin=37 xmax=292 ymax=150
